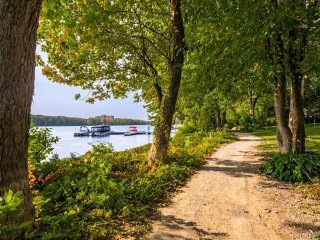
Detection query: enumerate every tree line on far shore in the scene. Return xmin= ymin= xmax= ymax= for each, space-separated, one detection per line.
xmin=31 ymin=114 xmax=150 ymax=126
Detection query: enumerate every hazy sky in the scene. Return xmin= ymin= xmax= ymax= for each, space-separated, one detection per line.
xmin=31 ymin=62 xmax=149 ymax=120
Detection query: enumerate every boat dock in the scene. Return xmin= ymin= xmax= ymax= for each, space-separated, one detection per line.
xmin=74 ymin=125 xmax=153 ymax=137
xmin=74 ymin=131 xmax=152 ymax=137
xmin=110 ymin=131 xmax=152 ymax=135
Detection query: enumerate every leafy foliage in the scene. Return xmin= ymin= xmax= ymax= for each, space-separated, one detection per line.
xmin=39 ymin=0 xmax=174 ymax=114
xmin=26 ymin=131 xmax=236 ymax=239
xmin=28 ymin=126 xmax=60 ymax=168
xmin=28 ymin=126 xmax=60 ymax=193
xmin=260 ymin=153 xmax=320 ymax=183
xmin=0 ymin=190 xmax=33 ymax=237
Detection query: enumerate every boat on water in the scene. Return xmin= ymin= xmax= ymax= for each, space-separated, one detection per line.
xmin=124 ymin=125 xmax=148 ymax=136
xmin=74 ymin=125 xmax=111 ymax=137
xmin=91 ymin=125 xmax=111 ymax=137
xmin=124 ymin=126 xmax=138 ymax=136
xmin=74 ymin=125 xmax=151 ymax=137
xmin=74 ymin=126 xmax=90 ymax=137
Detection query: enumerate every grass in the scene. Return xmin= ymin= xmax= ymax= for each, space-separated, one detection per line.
xmin=254 ymin=123 xmax=320 ymax=154
xmin=253 ymin=123 xmax=320 ymax=201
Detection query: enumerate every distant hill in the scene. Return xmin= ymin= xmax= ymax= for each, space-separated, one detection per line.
xmin=31 ymin=114 xmax=150 ymax=126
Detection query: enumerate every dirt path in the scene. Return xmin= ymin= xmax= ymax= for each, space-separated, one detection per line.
xmin=142 ymin=132 xmax=320 ymax=240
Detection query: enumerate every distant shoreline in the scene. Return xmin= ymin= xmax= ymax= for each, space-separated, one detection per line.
xmin=34 ymin=124 xmax=151 ymax=127
xmin=31 ymin=114 xmax=150 ymax=127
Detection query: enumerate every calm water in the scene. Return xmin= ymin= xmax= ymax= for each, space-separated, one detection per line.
xmin=47 ymin=125 xmax=153 ymax=158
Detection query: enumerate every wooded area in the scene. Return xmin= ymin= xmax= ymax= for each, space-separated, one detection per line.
xmin=37 ymin=0 xmax=320 ymax=157
xmin=31 ymin=114 xmax=149 ymax=126
xmin=1 ymin=0 xmax=320 ymax=239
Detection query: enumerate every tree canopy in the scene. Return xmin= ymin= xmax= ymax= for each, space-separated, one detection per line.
xmin=2 ymin=0 xmax=320 ymax=239
xmin=39 ymin=0 xmax=320 ymax=155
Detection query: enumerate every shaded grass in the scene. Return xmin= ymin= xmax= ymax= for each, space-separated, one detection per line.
xmin=297 ymin=182 xmax=320 ymax=200
xmin=254 ymin=124 xmax=320 ymax=154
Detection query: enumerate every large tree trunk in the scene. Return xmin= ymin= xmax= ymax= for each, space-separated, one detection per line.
xmin=266 ymin=0 xmax=293 ymax=154
xmin=288 ymin=28 xmax=307 ymax=154
xmin=289 ymin=73 xmax=305 ymax=153
xmin=148 ymin=0 xmax=185 ymax=165
xmin=272 ymin=35 xmax=293 ymax=153
xmin=0 ymin=0 xmax=42 ymax=236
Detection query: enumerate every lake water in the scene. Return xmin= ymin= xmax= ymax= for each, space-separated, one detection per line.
xmin=47 ymin=125 xmax=153 ymax=158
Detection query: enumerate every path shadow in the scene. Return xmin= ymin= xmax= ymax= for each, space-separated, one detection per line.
xmin=202 ymin=156 xmax=261 ymax=178
xmin=239 ymin=138 xmax=261 ymax=142
xmin=257 ymin=178 xmax=292 ymax=190
xmin=141 ymin=214 xmax=229 ymax=240
xmin=229 ymin=150 xmax=265 ymax=158
xmin=203 ymin=154 xmax=294 ymax=190
xmin=239 ymin=150 xmax=264 ymax=156
xmin=284 ymin=220 xmax=320 ymax=232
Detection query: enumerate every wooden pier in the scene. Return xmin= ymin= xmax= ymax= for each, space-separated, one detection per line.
xmin=110 ymin=131 xmax=152 ymax=135
xmin=75 ymin=131 xmax=152 ymax=137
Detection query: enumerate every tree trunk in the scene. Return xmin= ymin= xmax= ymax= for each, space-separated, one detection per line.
xmin=271 ymin=35 xmax=293 ymax=153
xmin=154 ymin=80 xmax=163 ymax=107
xmin=221 ymin=110 xmax=227 ymax=126
xmin=0 ymin=0 xmax=42 ymax=237
xmin=288 ymin=28 xmax=307 ymax=154
xmin=148 ymin=0 xmax=185 ymax=165
xmin=215 ymin=108 xmax=221 ymax=129
xmin=289 ymin=73 xmax=305 ymax=153
xmin=250 ymin=93 xmax=258 ymax=129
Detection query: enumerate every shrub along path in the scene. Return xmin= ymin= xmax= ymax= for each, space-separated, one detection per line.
xmin=142 ymin=132 xmax=320 ymax=240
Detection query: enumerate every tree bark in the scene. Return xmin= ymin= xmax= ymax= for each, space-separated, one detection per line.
xmin=271 ymin=35 xmax=293 ymax=153
xmin=288 ymin=28 xmax=307 ymax=153
xmin=148 ymin=0 xmax=185 ymax=165
xmin=266 ymin=0 xmax=293 ymax=154
xmin=215 ymin=107 xmax=221 ymax=129
xmin=153 ymin=75 xmax=163 ymax=107
xmin=221 ymin=109 xmax=227 ymax=126
xmin=288 ymin=73 xmax=305 ymax=153
xmin=0 ymin=0 xmax=42 ymax=237
xmin=249 ymin=92 xmax=258 ymax=129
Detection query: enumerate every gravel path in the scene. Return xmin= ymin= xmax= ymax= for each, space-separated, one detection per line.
xmin=142 ymin=132 xmax=320 ymax=240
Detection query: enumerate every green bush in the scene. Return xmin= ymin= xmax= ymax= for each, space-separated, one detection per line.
xmin=28 ymin=126 xmax=60 ymax=191
xmin=260 ymin=153 xmax=320 ymax=183
xmin=28 ymin=126 xmax=60 ymax=168
xmin=0 ymin=190 xmax=33 ymax=238
xmin=176 ymin=121 xmax=199 ymax=134
xmin=29 ymin=145 xmax=125 ymax=239
xmin=26 ymin=130 xmax=236 ymax=239
xmin=239 ymin=116 xmax=254 ymax=132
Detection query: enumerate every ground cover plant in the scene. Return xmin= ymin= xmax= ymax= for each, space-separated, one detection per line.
xmin=10 ymin=128 xmax=236 ymax=239
xmin=254 ymin=124 xmax=320 ymax=199
xmin=260 ymin=153 xmax=320 ymax=182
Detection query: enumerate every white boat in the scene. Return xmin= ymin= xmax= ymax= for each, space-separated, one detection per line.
xmin=74 ymin=126 xmax=90 ymax=137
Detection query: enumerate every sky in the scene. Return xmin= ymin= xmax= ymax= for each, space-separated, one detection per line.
xmin=31 ymin=52 xmax=149 ymax=120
